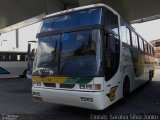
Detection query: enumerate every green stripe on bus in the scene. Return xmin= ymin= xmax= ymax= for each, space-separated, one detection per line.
xmin=76 ymin=77 xmax=93 ymax=84
xmin=64 ymin=77 xmax=80 ymax=84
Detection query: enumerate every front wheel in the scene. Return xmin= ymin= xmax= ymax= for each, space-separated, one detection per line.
xmin=122 ymin=79 xmax=130 ymax=102
xmin=20 ymin=69 xmax=27 ymax=78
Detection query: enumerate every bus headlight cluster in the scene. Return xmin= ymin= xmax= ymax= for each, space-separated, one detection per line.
xmin=79 ymin=84 xmax=101 ymax=90
xmin=80 ymin=84 xmax=92 ymax=90
xmin=86 ymin=85 xmax=92 ymax=90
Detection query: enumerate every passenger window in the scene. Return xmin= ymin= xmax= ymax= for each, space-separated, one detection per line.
xmin=12 ymin=54 xmax=17 ymax=61
xmin=150 ymin=47 xmax=153 ymax=56
xmin=120 ymin=23 xmax=126 ymax=43
xmin=139 ymin=37 xmax=144 ymax=51
xmin=150 ymin=46 xmax=153 ymax=55
xmin=150 ymin=46 xmax=152 ymax=55
xmin=20 ymin=54 xmax=25 ymax=61
xmin=144 ymin=41 xmax=148 ymax=53
xmin=152 ymin=48 xmax=155 ymax=56
xmin=150 ymin=47 xmax=152 ymax=55
xmin=105 ymin=10 xmax=119 ymax=37
xmin=9 ymin=55 xmax=12 ymax=61
xmin=148 ymin=45 xmax=151 ymax=55
xmin=17 ymin=55 xmax=21 ymax=61
xmin=126 ymin=28 xmax=131 ymax=45
xmin=155 ymin=41 xmax=160 ymax=47
xmin=120 ymin=20 xmax=131 ymax=45
xmin=3 ymin=55 xmax=9 ymax=61
xmin=131 ymin=32 xmax=138 ymax=48
xmin=0 ymin=55 xmax=3 ymax=61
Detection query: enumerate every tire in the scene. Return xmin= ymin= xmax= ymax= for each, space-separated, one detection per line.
xmin=122 ymin=78 xmax=130 ymax=102
xmin=20 ymin=69 xmax=27 ymax=78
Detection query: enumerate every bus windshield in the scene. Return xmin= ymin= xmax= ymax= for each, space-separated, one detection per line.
xmin=33 ymin=30 xmax=103 ymax=76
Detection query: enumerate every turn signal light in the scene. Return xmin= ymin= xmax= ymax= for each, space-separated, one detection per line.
xmin=94 ymin=84 xmax=101 ymax=90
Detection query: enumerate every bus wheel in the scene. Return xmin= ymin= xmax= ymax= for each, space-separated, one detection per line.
xmin=21 ymin=69 xmax=27 ymax=78
xmin=122 ymin=78 xmax=130 ymax=102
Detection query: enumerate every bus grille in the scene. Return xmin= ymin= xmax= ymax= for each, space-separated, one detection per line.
xmin=60 ymin=84 xmax=75 ymax=89
xmin=43 ymin=83 xmax=56 ymax=88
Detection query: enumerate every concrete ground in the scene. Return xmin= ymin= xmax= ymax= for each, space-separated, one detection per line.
xmin=0 ymin=67 xmax=160 ymax=120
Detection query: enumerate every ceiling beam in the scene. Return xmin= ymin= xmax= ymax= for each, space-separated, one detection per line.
xmin=1 ymin=0 xmax=160 ymax=33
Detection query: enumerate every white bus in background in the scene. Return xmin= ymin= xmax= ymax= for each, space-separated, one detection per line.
xmin=32 ymin=4 xmax=155 ymax=110
xmin=0 ymin=51 xmax=27 ymax=78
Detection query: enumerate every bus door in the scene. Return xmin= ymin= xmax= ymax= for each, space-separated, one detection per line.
xmin=105 ymin=33 xmax=120 ymax=81
xmin=104 ymin=33 xmax=121 ymax=102
xmin=104 ymin=9 xmax=121 ymax=84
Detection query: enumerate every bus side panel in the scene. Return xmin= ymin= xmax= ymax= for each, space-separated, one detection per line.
xmin=122 ymin=43 xmax=154 ymax=92
xmin=0 ymin=61 xmax=27 ymax=78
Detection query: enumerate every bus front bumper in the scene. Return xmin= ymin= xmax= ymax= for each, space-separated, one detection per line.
xmin=32 ymin=87 xmax=105 ymax=110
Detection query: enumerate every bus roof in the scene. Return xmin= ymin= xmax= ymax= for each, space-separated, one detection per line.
xmin=0 ymin=51 xmax=27 ymax=54
xmin=45 ymin=3 xmax=119 ymax=20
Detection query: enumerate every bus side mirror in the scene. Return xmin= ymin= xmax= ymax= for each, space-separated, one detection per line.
xmin=27 ymin=44 xmax=31 ymax=58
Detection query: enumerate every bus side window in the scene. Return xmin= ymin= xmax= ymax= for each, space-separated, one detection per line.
xmin=126 ymin=28 xmax=131 ymax=45
xmin=4 ymin=54 xmax=9 ymax=61
xmin=21 ymin=54 xmax=25 ymax=61
xmin=152 ymin=48 xmax=155 ymax=56
xmin=17 ymin=55 xmax=21 ymax=61
xmin=131 ymin=32 xmax=138 ymax=48
xmin=9 ymin=55 xmax=11 ymax=61
xmin=139 ymin=37 xmax=144 ymax=51
xmin=105 ymin=9 xmax=119 ymax=38
xmin=120 ymin=20 xmax=131 ymax=45
xmin=149 ymin=45 xmax=152 ymax=55
xmin=144 ymin=41 xmax=148 ymax=54
xmin=0 ymin=55 xmax=3 ymax=61
xmin=151 ymin=46 xmax=153 ymax=56
xmin=12 ymin=54 xmax=17 ymax=61
xmin=147 ymin=44 xmax=151 ymax=55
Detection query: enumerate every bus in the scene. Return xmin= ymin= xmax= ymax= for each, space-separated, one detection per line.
xmin=0 ymin=51 xmax=27 ymax=78
xmin=32 ymin=4 xmax=155 ymax=110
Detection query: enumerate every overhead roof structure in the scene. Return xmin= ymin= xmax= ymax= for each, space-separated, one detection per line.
xmin=0 ymin=0 xmax=160 ymax=33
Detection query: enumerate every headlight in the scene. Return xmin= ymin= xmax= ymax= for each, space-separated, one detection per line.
xmin=79 ymin=84 xmax=93 ymax=90
xmin=79 ymin=84 xmax=101 ymax=90
xmin=86 ymin=85 xmax=92 ymax=90
xmin=79 ymin=84 xmax=85 ymax=89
